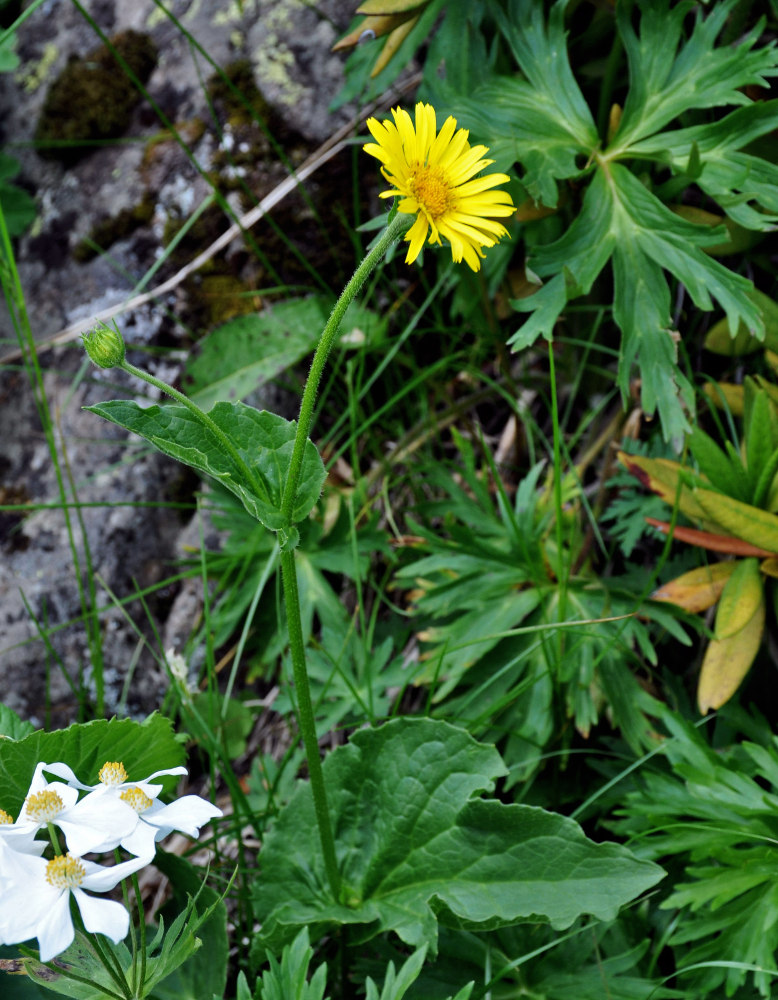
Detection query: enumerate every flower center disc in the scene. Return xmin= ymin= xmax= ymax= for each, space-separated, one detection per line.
xmin=99 ymin=761 xmax=128 ymax=786
xmin=410 ymin=166 xmax=452 ymax=220
xmin=46 ymin=854 xmax=86 ymax=889
xmin=25 ymin=789 xmax=64 ymax=823
xmin=0 ymin=808 xmax=13 ymax=825
xmin=120 ymin=786 xmax=153 ymax=814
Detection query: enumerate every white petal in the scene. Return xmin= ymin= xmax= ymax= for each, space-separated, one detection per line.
xmin=0 ymin=866 xmax=65 ymax=950
xmin=135 ymin=766 xmax=188 ymax=800
xmin=33 ymin=891 xmax=75 ymax=962
xmin=38 ymin=762 xmax=88 ymax=789
xmin=140 ymin=796 xmax=222 ymax=839
xmin=120 ymin=821 xmax=158 ymax=859
xmin=59 ymin=794 xmax=139 ymax=855
xmin=81 ymin=852 xmax=151 ymax=892
xmin=73 ymin=889 xmax=129 ymax=945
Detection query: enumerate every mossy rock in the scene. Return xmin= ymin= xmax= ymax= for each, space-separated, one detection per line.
xmin=35 ymin=30 xmax=157 ymax=163
xmin=72 ymin=191 xmax=156 ymax=262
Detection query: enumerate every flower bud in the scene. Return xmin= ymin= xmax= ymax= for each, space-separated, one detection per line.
xmin=82 ymin=322 xmax=125 ymax=368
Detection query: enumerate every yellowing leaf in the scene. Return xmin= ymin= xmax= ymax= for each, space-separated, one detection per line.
xmin=697 ymin=582 xmax=765 ymax=713
xmin=714 ymin=558 xmax=762 ymax=639
xmin=617 ymin=452 xmax=709 ymax=522
xmin=370 ymin=16 xmax=418 ymax=76
xmin=702 ymin=381 xmax=744 ymax=415
xmin=760 ymin=556 xmax=778 ymax=578
xmin=357 ymin=0 xmax=427 ymax=13
xmin=332 ymin=12 xmax=415 ymax=50
xmin=694 ymin=489 xmax=778 ymax=554
xmin=652 ymin=561 xmax=736 ymax=613
xmin=704 ymin=288 xmax=778 ymax=356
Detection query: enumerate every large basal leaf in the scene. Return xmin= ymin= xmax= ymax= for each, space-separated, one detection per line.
xmin=629 ymin=102 xmax=778 ymax=231
xmin=613 ymin=0 xmax=778 ymax=148
xmin=0 ymin=714 xmax=185 ymax=820
xmin=86 ymin=401 xmax=325 ymax=532
xmin=251 ymin=718 xmax=663 ymax=956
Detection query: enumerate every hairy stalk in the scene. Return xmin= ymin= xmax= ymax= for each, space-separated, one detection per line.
xmin=279 ymin=214 xmax=412 ymax=901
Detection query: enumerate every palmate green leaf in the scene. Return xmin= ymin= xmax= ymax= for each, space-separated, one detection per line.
xmin=629 ymin=102 xmax=778 ymax=230
xmin=251 ymin=719 xmax=663 ymax=956
xmin=613 ymin=0 xmax=778 ymax=149
xmin=515 ymin=165 xmax=761 ymax=439
xmin=0 ymin=714 xmax=185 ymax=817
xmin=86 ymin=401 xmax=325 ymax=533
xmin=455 ymin=0 xmax=597 ymax=207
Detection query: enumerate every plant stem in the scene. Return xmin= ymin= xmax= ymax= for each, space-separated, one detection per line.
xmin=278 ymin=214 xmax=411 ymax=902
xmin=547 ymin=341 xmax=568 ymax=660
xmin=130 ymin=871 xmax=147 ymax=994
xmin=280 ymin=212 xmax=412 ymax=524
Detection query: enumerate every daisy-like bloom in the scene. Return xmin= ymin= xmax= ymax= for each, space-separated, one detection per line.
xmin=9 ymin=762 xmax=139 ymax=856
xmin=364 ymin=101 xmax=516 ymax=271
xmin=0 ymin=847 xmax=150 ymax=962
xmin=43 ymin=761 xmax=222 ymax=858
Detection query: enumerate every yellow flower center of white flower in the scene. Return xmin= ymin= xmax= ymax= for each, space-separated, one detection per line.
xmin=120 ymin=786 xmax=153 ymax=814
xmin=46 ymin=854 xmax=86 ymax=890
xmin=409 ymin=165 xmax=453 ymax=221
xmin=25 ymin=789 xmax=63 ymax=823
xmin=99 ymin=761 xmax=128 ymax=786
xmin=0 ymin=808 xmax=13 ymax=824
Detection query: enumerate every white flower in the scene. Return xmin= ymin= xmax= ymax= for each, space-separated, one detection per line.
xmin=0 ymin=848 xmax=150 ymax=961
xmin=0 ymin=806 xmax=47 ymax=857
xmin=42 ymin=761 xmax=222 ymax=857
xmin=11 ymin=762 xmax=138 ymax=856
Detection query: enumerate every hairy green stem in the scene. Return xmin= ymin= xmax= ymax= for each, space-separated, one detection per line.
xmin=547 ymin=341 xmax=568 ymax=660
xmin=278 ymin=214 xmax=411 ymax=902
xmin=280 ymin=213 xmax=412 ymax=524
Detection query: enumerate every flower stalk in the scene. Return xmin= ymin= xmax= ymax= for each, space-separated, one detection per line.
xmin=279 ymin=212 xmax=412 ymax=902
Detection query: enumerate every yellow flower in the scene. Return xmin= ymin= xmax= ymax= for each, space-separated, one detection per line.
xmin=364 ymin=102 xmax=515 ymax=272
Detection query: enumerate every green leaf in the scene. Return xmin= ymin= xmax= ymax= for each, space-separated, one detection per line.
xmin=613 ymin=0 xmax=778 ymax=149
xmin=0 ymin=704 xmax=35 ymax=740
xmin=704 ymin=286 xmax=778 ymax=356
xmin=614 ymin=714 xmax=778 ymax=995
xmin=86 ymin=401 xmax=325 ymax=531
xmin=687 ymin=426 xmax=749 ymax=502
xmin=23 ymin=931 xmax=131 ymax=998
xmin=252 ymin=719 xmax=664 ymax=955
xmin=629 ymin=102 xmax=778 ymax=230
xmin=183 ymin=297 xmax=386 ymax=410
xmin=148 ymin=852 xmax=228 ymax=1000
xmin=455 ymin=0 xmax=597 ymax=207
xmin=184 ymin=298 xmax=328 ymax=409
xmin=0 ymin=714 xmax=185 ymax=817
xmin=0 ymin=31 xmax=18 ymax=73
xmin=0 ymin=179 xmax=36 ymax=238
xmin=253 ymin=927 xmax=328 ymax=1000
xmin=744 ymin=385 xmax=777 ymax=501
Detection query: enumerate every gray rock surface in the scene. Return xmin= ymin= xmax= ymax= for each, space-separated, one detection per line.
xmin=0 ymin=0 xmax=360 ymax=723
